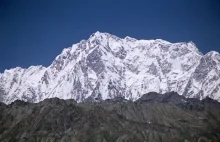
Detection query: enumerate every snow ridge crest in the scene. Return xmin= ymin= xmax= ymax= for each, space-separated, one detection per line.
xmin=0 ymin=32 xmax=220 ymax=104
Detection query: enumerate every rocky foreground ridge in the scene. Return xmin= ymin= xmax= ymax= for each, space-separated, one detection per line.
xmin=0 ymin=92 xmax=220 ymax=142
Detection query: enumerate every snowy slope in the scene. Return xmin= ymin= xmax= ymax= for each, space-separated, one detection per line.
xmin=0 ymin=31 xmax=220 ymax=104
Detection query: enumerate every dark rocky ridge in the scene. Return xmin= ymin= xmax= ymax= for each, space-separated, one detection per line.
xmin=0 ymin=92 xmax=220 ymax=142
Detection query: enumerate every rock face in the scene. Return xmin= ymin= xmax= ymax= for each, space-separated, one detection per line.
xmin=0 ymin=32 xmax=220 ymax=104
xmin=0 ymin=93 xmax=220 ymax=142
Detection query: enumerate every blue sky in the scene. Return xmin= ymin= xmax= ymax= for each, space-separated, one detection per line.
xmin=0 ymin=0 xmax=219 ymax=72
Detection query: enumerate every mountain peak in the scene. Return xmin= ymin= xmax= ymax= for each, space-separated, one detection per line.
xmin=0 ymin=33 xmax=220 ymax=104
xmin=124 ymin=36 xmax=137 ymax=42
xmin=206 ymin=51 xmax=220 ymax=56
xmin=92 ymin=31 xmax=102 ymax=36
xmin=89 ymin=31 xmax=109 ymax=38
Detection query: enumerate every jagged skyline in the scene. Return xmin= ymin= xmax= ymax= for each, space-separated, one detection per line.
xmin=1 ymin=32 xmax=220 ymax=104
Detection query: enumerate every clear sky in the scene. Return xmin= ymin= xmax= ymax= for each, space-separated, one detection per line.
xmin=0 ymin=0 xmax=219 ymax=72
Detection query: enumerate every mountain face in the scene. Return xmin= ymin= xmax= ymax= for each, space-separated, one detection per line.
xmin=0 ymin=31 xmax=220 ymax=104
xmin=0 ymin=92 xmax=220 ymax=142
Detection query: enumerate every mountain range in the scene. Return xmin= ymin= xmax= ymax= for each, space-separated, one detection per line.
xmin=0 ymin=32 xmax=220 ymax=104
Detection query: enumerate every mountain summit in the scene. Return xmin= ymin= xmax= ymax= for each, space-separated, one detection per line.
xmin=0 ymin=32 xmax=220 ymax=104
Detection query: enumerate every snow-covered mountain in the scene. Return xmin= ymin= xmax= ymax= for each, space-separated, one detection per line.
xmin=1 ymin=31 xmax=220 ymax=104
